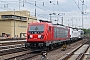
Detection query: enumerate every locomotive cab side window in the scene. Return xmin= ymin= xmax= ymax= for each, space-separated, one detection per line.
xmin=48 ymin=26 xmax=51 ymax=31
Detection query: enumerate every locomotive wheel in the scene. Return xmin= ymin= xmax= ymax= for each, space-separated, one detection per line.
xmin=46 ymin=46 xmax=50 ymax=51
xmin=50 ymin=44 xmax=54 ymax=50
xmin=25 ymin=42 xmax=29 ymax=48
xmin=25 ymin=43 xmax=28 ymax=48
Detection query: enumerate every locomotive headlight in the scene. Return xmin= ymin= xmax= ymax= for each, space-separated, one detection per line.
xmin=38 ymin=35 xmax=41 ymax=38
xmin=30 ymin=35 xmax=33 ymax=38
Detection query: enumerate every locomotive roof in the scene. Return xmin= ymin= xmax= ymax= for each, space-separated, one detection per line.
xmin=29 ymin=22 xmax=68 ymax=29
xmin=29 ymin=22 xmax=52 ymax=26
xmin=53 ymin=24 xmax=67 ymax=28
xmin=38 ymin=20 xmax=67 ymax=28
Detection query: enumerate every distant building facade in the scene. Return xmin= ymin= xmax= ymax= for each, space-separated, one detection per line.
xmin=0 ymin=10 xmax=37 ymax=38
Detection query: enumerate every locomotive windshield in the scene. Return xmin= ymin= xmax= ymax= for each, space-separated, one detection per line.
xmin=28 ymin=25 xmax=44 ymax=34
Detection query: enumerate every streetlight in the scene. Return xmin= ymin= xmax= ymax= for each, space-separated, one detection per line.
xmin=71 ymin=17 xmax=73 ymax=27
xmin=61 ymin=17 xmax=63 ymax=25
xmin=58 ymin=13 xmax=65 ymax=25
xmin=55 ymin=19 xmax=58 ymax=24
xmin=49 ymin=14 xmax=52 ymax=21
xmin=49 ymin=13 xmax=65 ymax=24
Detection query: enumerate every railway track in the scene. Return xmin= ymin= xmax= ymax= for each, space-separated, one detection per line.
xmin=1 ymin=38 xmax=89 ymax=60
xmin=0 ymin=39 xmax=26 ymax=57
xmin=0 ymin=39 xmax=39 ymax=60
xmin=3 ymin=39 xmax=86 ymax=60
xmin=0 ymin=48 xmax=34 ymax=60
xmin=0 ymin=40 xmax=41 ymax=60
xmin=0 ymin=40 xmax=26 ymax=51
xmin=59 ymin=39 xmax=90 ymax=60
xmin=0 ymin=38 xmax=26 ymax=41
xmin=0 ymin=47 xmax=27 ymax=56
xmin=5 ymin=51 xmax=41 ymax=60
xmin=0 ymin=39 xmax=42 ymax=60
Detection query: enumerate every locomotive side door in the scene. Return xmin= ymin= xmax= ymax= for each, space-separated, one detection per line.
xmin=48 ymin=26 xmax=52 ymax=40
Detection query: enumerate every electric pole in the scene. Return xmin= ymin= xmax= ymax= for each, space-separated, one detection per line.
xmin=14 ymin=9 xmax=15 ymax=38
xmin=35 ymin=1 xmax=36 ymax=17
xmin=19 ymin=0 xmax=20 ymax=10
xmin=61 ymin=17 xmax=63 ymax=25
xmin=82 ymin=0 xmax=84 ymax=28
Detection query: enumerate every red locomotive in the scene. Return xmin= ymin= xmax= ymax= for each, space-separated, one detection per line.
xmin=25 ymin=20 xmax=70 ymax=51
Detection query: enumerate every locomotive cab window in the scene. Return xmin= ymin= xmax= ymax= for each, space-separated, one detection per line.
xmin=28 ymin=25 xmax=44 ymax=34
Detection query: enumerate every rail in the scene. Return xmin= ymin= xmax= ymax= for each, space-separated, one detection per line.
xmin=60 ymin=40 xmax=89 ymax=60
xmin=0 ymin=40 xmax=26 ymax=52
xmin=60 ymin=44 xmax=83 ymax=60
xmin=0 ymin=38 xmax=26 ymax=41
xmin=5 ymin=51 xmax=41 ymax=60
xmin=76 ymin=45 xmax=89 ymax=60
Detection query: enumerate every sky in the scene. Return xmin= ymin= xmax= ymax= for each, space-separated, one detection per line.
xmin=0 ymin=0 xmax=90 ymax=29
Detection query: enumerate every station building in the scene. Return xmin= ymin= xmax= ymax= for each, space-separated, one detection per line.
xmin=0 ymin=10 xmax=37 ymax=38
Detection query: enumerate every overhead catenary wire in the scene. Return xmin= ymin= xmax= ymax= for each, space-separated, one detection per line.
xmin=49 ymin=0 xmax=67 ymax=12
xmin=24 ymin=1 xmax=53 ymax=19
xmin=0 ymin=0 xmax=67 ymax=20
xmin=25 ymin=1 xmax=52 ymax=19
xmin=25 ymin=1 xmax=54 ymax=14
xmin=0 ymin=0 xmax=86 ymax=28
xmin=72 ymin=0 xmax=82 ymax=12
xmin=79 ymin=0 xmax=90 ymax=14
xmin=24 ymin=1 xmax=61 ymax=20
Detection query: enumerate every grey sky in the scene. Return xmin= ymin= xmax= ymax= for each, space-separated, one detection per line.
xmin=0 ymin=0 xmax=90 ymax=29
